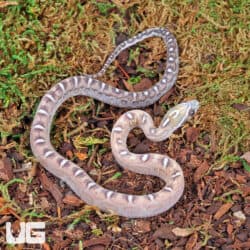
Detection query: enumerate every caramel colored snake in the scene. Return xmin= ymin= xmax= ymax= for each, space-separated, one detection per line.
xmin=30 ymin=27 xmax=199 ymax=218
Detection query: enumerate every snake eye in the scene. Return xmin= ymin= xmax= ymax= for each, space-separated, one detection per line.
xmin=189 ymin=109 xmax=195 ymax=116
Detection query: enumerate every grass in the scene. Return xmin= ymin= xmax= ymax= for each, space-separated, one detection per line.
xmin=0 ymin=0 xmax=249 ymax=247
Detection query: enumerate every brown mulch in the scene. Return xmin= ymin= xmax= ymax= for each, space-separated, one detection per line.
xmin=0 ymin=1 xmax=249 ymax=249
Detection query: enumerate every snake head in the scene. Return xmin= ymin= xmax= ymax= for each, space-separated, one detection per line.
xmin=168 ymin=99 xmax=199 ymax=124
xmin=157 ymin=100 xmax=199 ymax=140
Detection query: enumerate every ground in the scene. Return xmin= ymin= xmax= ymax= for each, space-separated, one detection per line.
xmin=0 ymin=0 xmax=249 ymax=249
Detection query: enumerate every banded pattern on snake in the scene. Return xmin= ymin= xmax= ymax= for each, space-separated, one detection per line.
xmin=30 ymin=27 xmax=199 ymax=218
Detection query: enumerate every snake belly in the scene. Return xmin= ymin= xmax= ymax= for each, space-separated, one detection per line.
xmin=30 ymin=27 xmax=187 ymax=218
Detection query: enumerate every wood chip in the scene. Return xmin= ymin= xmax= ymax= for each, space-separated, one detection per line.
xmin=232 ymin=103 xmax=249 ymax=111
xmin=193 ymin=160 xmax=210 ymax=183
xmin=233 ymin=211 xmax=246 ymax=221
xmin=63 ymin=194 xmax=84 ymax=207
xmin=75 ymin=152 xmax=88 ymax=161
xmin=240 ymin=185 xmax=250 ymax=196
xmin=227 ymin=223 xmax=233 ymax=236
xmin=38 ymin=171 xmax=63 ymax=205
xmin=117 ymin=50 xmax=129 ymax=65
xmin=159 ymin=87 xmax=175 ymax=104
xmin=172 ymin=227 xmax=194 ymax=237
xmin=134 ymin=220 xmax=151 ymax=233
xmin=0 ymin=198 xmax=19 ymax=218
xmin=40 ymin=197 xmax=51 ymax=210
xmin=214 ymin=202 xmax=233 ymax=220
xmin=185 ymin=232 xmax=198 ymax=250
xmin=122 ymin=78 xmax=134 ymax=91
xmin=133 ymin=78 xmax=153 ymax=92
xmin=153 ymin=225 xmax=176 ymax=240
xmin=0 ymin=157 xmax=13 ymax=181
xmin=186 ymin=127 xmax=200 ymax=143
xmin=133 ymin=142 xmax=149 ymax=154
xmin=42 ymin=242 xmax=51 ymax=250
xmin=53 ymin=238 xmax=72 ymax=250
xmin=177 ymin=149 xmax=192 ymax=164
xmin=0 ymin=215 xmax=12 ymax=225
xmin=83 ymin=235 xmax=111 ymax=248
xmin=228 ymin=240 xmax=250 ymax=248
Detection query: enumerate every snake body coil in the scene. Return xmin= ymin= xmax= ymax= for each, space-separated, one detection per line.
xmin=30 ymin=27 xmax=199 ymax=218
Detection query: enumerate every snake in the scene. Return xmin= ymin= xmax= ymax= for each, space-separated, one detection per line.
xmin=30 ymin=27 xmax=199 ymax=218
